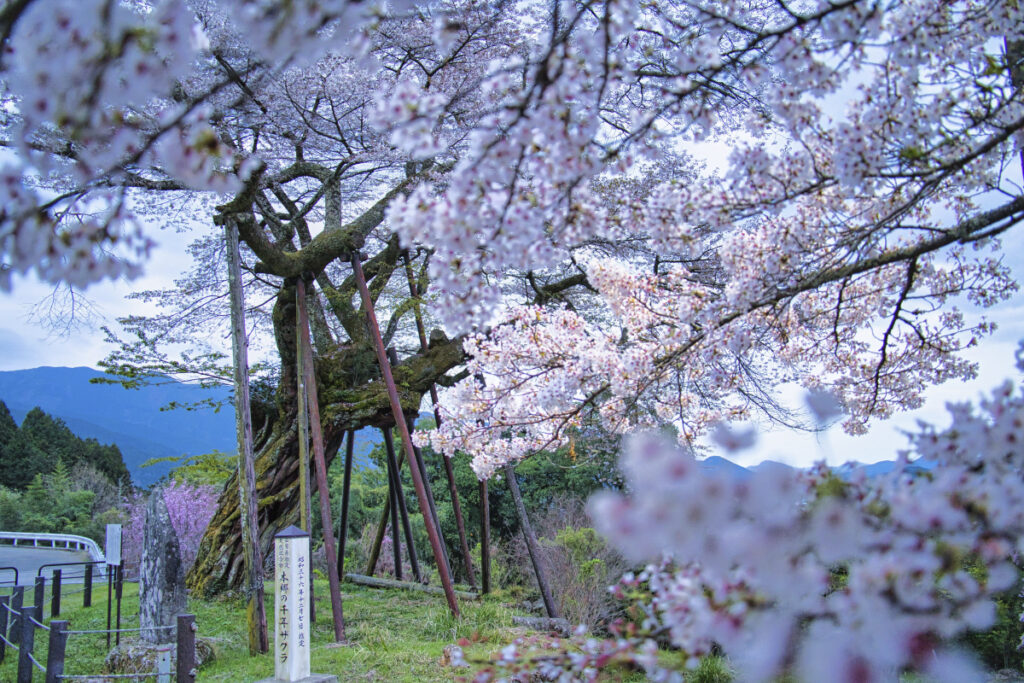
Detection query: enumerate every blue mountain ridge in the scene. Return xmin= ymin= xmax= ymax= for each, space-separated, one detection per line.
xmin=0 ymin=367 xmax=922 ymax=487
xmin=0 ymin=367 xmax=381 ymax=486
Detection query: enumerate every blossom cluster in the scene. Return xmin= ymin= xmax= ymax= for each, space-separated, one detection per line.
xmin=472 ymin=366 xmax=1024 ymax=681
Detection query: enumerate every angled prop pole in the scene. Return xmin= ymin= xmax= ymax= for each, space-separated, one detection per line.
xmin=403 ymin=253 xmax=477 ymax=589
xmin=296 ymin=278 xmax=347 ymax=642
xmin=351 ymin=254 xmax=461 ymax=617
xmin=224 ymin=218 xmax=269 ymax=654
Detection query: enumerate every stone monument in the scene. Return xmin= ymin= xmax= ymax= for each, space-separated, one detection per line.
xmin=140 ymin=487 xmax=187 ymax=644
xmin=257 ymin=526 xmax=337 ymax=683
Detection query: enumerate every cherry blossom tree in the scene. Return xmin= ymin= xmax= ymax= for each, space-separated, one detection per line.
xmin=3 ymin=0 xmax=1024 ymax=678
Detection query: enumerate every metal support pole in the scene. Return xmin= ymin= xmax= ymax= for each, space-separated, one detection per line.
xmin=402 ymin=410 xmax=451 ymax=582
xmin=177 ymin=614 xmax=196 ymax=683
xmin=352 ymin=255 xmax=460 ymax=617
xmin=106 ymin=566 xmax=112 ymax=648
xmin=45 ymin=620 xmax=68 ymax=683
xmin=83 ymin=564 xmax=92 ymax=608
xmin=115 ymin=565 xmax=123 ymax=647
xmin=479 ymin=480 xmax=491 ymax=594
xmin=402 ymin=252 xmax=476 ymax=588
xmin=296 ymin=277 xmax=347 ymax=642
xmin=382 ymin=426 xmax=421 ymax=582
xmin=50 ymin=569 xmax=61 ymax=617
xmin=366 ymin=494 xmax=392 ymax=576
xmin=9 ymin=587 xmax=23 ymax=646
xmin=384 ymin=432 xmax=403 ymax=580
xmin=33 ymin=576 xmax=44 ymax=621
xmin=337 ymin=431 xmax=355 ymax=575
xmin=0 ymin=594 xmax=8 ymax=662
xmin=17 ymin=604 xmax=37 ymax=683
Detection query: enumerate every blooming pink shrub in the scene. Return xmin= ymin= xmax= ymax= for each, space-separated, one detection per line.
xmin=122 ymin=481 xmax=219 ymax=576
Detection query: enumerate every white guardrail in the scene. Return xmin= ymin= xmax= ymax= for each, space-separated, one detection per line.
xmin=0 ymin=531 xmax=105 ymax=563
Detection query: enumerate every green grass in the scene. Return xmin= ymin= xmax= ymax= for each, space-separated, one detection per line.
xmin=1 ymin=579 xmax=743 ymax=681
xmin=0 ymin=578 xmax=559 ymax=682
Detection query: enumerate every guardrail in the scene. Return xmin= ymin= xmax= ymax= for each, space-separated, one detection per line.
xmin=0 ymin=534 xmax=105 ymax=564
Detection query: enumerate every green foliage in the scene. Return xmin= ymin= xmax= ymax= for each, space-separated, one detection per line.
xmin=959 ymin=559 xmax=1024 ymax=671
xmin=142 ymin=449 xmax=238 ymax=487
xmin=0 ymin=401 xmax=130 ymax=489
xmin=686 ymin=656 xmax=734 ymax=683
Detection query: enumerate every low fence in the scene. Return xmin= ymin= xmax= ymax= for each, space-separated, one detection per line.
xmin=0 ymin=575 xmax=197 ymax=682
xmin=0 ymin=533 xmax=105 ymax=564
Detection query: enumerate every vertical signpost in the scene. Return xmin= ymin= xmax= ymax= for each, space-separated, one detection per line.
xmin=258 ymin=527 xmax=337 ymax=683
xmin=105 ymin=524 xmax=121 ymax=648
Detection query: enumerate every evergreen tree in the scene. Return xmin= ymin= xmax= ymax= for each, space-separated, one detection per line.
xmin=0 ymin=430 xmax=50 ymax=490
xmin=0 ymin=402 xmax=16 ymax=450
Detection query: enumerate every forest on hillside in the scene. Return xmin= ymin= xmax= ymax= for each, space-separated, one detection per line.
xmin=0 ymin=400 xmax=131 ymax=541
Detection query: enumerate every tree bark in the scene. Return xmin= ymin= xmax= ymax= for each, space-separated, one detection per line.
xmin=185 ymin=289 xmax=465 ymax=597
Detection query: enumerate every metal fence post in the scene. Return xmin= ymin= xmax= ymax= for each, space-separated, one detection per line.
xmin=17 ymin=604 xmax=38 ymax=683
xmin=176 ymin=614 xmax=196 ymax=683
xmin=83 ymin=564 xmax=92 ymax=608
xmin=10 ymin=587 xmax=23 ymax=645
xmin=33 ymin=576 xmax=45 ymax=621
xmin=45 ymin=620 xmax=68 ymax=683
xmin=50 ymin=569 xmax=61 ymax=617
xmin=0 ymin=594 xmax=8 ymax=663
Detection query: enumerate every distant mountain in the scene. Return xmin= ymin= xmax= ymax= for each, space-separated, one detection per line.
xmin=0 ymin=366 xmax=384 ymax=487
xmin=0 ymin=368 xmax=387 ymax=485
xmin=0 ymin=367 xmax=236 ymax=486
xmin=701 ymin=455 xmax=935 ymax=481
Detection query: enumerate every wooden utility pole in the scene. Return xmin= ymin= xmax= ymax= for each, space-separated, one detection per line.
xmin=224 ymin=219 xmax=269 ymax=655
xmin=296 ymin=278 xmax=347 ymax=642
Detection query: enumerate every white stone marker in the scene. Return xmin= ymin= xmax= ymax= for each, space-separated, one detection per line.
xmin=274 ymin=525 xmax=311 ymax=681
xmin=256 ymin=526 xmax=337 ymax=683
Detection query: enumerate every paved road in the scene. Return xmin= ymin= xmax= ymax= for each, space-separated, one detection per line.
xmin=0 ymin=546 xmax=92 ymax=586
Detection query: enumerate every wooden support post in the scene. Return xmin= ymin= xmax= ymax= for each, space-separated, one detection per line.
xmin=176 ymin=614 xmax=196 ymax=683
xmin=295 ymin=284 xmax=315 ymax=626
xmin=382 ymin=426 xmax=421 ymax=583
xmin=225 ymin=219 xmax=270 ymax=655
xmin=50 ymin=569 xmax=61 ymax=617
xmin=504 ymin=463 xmax=559 ymax=618
xmin=84 ymin=564 xmax=92 ymax=608
xmin=351 ymin=255 xmax=460 ymax=617
xmin=45 ymin=620 xmax=68 ymax=683
xmin=33 ymin=576 xmax=44 ymax=620
xmin=337 ymin=431 xmax=355 ymax=575
xmin=402 ymin=253 xmax=476 ymax=589
xmin=296 ymin=278 xmax=347 ymax=642
xmin=479 ymin=480 xmax=491 ymax=594
xmin=17 ymin=604 xmax=37 ymax=683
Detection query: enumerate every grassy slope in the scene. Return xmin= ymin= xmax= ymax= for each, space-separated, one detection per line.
xmin=0 ymin=579 xmax=647 ymax=682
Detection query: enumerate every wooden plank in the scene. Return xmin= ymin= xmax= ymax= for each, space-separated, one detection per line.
xmin=344 ymin=573 xmax=479 ymax=600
